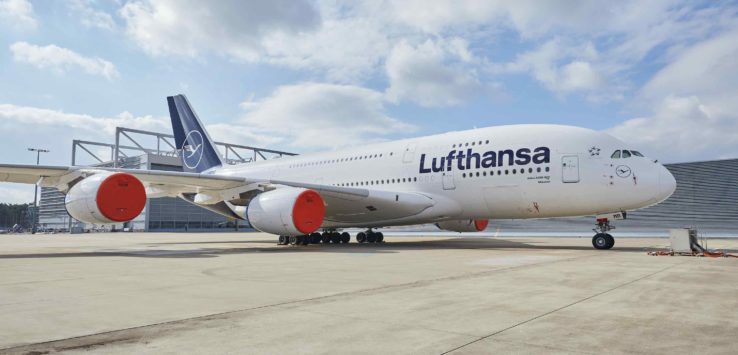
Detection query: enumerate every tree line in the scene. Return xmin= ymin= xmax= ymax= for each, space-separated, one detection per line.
xmin=0 ymin=203 xmax=33 ymax=229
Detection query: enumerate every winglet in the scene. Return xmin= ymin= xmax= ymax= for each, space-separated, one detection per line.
xmin=167 ymin=95 xmax=224 ymax=173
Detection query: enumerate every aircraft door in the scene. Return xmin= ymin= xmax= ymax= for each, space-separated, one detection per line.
xmin=562 ymin=155 xmax=580 ymax=183
xmin=442 ymin=172 xmax=456 ymax=190
xmin=403 ymin=143 xmax=417 ymax=163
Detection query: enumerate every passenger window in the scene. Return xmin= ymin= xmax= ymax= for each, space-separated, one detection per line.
xmin=622 ymin=150 xmax=632 ymax=158
xmin=631 ymin=151 xmax=644 ymax=157
xmin=611 ymin=150 xmax=621 ymax=159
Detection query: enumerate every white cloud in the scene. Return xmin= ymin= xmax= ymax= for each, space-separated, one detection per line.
xmin=206 ymin=123 xmax=285 ymax=149
xmin=10 ymin=42 xmax=120 ymax=80
xmin=115 ymin=0 xmax=737 ymax=105
xmin=608 ymin=30 xmax=738 ymax=162
xmin=120 ymin=0 xmax=320 ymax=59
xmin=640 ymin=30 xmax=738 ymax=106
xmin=68 ymin=0 xmax=116 ymax=30
xmin=384 ymin=0 xmax=607 ymax=36
xmin=0 ymin=0 xmax=37 ymax=30
xmin=260 ymin=15 xmax=391 ymax=82
xmin=238 ymin=82 xmax=415 ymax=150
xmin=0 ymin=184 xmax=34 ymax=204
xmin=607 ymin=95 xmax=738 ymax=162
xmin=558 ymin=61 xmax=605 ymax=92
xmin=385 ymin=38 xmax=498 ymax=107
xmin=0 ymin=104 xmax=167 ymax=136
xmin=499 ymin=39 xmax=608 ymax=98
xmin=0 ymin=103 xmax=169 ymax=168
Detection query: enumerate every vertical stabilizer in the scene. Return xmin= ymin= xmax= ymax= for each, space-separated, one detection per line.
xmin=167 ymin=95 xmax=224 ymax=173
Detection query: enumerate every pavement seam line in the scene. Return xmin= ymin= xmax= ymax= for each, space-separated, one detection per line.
xmin=439 ymin=261 xmax=684 ymax=355
xmin=0 ymin=253 xmax=597 ymax=352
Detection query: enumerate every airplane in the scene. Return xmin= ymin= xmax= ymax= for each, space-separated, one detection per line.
xmin=0 ymin=95 xmax=677 ymax=249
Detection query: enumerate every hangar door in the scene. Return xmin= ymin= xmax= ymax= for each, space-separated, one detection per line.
xmin=562 ymin=155 xmax=580 ymax=183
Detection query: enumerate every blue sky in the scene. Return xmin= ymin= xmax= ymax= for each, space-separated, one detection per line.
xmin=1 ymin=0 xmax=738 ymax=203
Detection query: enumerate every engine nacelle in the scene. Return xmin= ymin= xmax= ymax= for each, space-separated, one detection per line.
xmin=65 ymin=173 xmax=146 ymax=225
xmin=246 ymin=187 xmax=325 ymax=236
xmin=435 ymin=219 xmax=489 ymax=232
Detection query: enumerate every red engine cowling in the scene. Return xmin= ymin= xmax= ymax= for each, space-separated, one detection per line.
xmin=64 ymin=173 xmax=146 ymax=224
xmin=246 ymin=187 xmax=325 ymax=236
xmin=435 ymin=219 xmax=489 ymax=232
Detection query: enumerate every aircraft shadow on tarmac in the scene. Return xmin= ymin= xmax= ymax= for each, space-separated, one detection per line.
xmin=0 ymin=237 xmax=678 ymax=259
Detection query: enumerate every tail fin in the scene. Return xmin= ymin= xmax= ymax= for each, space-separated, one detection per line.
xmin=167 ymin=94 xmax=224 ymax=173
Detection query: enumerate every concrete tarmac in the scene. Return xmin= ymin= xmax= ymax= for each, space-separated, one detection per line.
xmin=0 ymin=233 xmax=737 ymax=354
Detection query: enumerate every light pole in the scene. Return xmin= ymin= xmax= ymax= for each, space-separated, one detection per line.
xmin=28 ymin=148 xmax=49 ymax=234
xmin=27 ymin=148 xmax=50 ymax=207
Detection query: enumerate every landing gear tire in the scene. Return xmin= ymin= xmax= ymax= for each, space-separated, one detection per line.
xmin=310 ymin=233 xmax=321 ymax=244
xmin=301 ymin=235 xmax=310 ymax=246
xmin=357 ymin=232 xmax=367 ymax=243
xmin=289 ymin=236 xmax=298 ymax=245
xmin=340 ymin=232 xmax=350 ymax=243
xmin=367 ymin=232 xmax=377 ymax=243
xmin=605 ymin=233 xmax=614 ymax=249
xmin=592 ymin=233 xmax=614 ymax=250
xmin=592 ymin=217 xmax=616 ymax=250
xmin=376 ymin=232 xmax=384 ymax=243
xmin=330 ymin=233 xmax=340 ymax=244
xmin=278 ymin=235 xmax=288 ymax=245
xmin=321 ymin=233 xmax=331 ymax=244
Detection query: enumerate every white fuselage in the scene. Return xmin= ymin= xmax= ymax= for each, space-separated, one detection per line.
xmin=215 ymin=125 xmax=676 ymax=228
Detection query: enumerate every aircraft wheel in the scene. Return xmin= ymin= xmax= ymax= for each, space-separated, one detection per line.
xmin=309 ymin=233 xmax=320 ymax=244
xmin=278 ymin=235 xmax=288 ymax=245
xmin=321 ymin=233 xmax=331 ymax=243
xmin=367 ymin=232 xmax=377 ymax=243
xmin=340 ymin=232 xmax=350 ymax=243
xmin=330 ymin=233 xmax=340 ymax=243
xmin=301 ymin=235 xmax=310 ymax=246
xmin=592 ymin=233 xmax=612 ymax=250
xmin=376 ymin=232 xmax=384 ymax=243
xmin=289 ymin=236 xmax=298 ymax=245
xmin=357 ymin=232 xmax=367 ymax=243
xmin=605 ymin=233 xmax=615 ymax=249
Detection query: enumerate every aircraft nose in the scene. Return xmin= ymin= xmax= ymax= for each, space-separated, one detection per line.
xmin=658 ymin=164 xmax=677 ymax=201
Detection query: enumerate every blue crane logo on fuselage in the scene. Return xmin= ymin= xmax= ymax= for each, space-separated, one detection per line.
xmin=615 ymin=165 xmax=632 ymax=178
xmin=182 ymin=130 xmax=204 ymax=169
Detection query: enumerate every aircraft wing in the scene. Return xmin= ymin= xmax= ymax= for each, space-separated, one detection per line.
xmin=0 ymin=164 xmax=246 ymax=190
xmin=0 ymin=164 xmax=71 ymax=184
xmin=0 ymin=164 xmax=440 ymax=223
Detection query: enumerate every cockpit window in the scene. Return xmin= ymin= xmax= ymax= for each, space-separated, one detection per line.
xmin=630 ymin=150 xmax=644 ymax=157
xmin=622 ymin=150 xmax=632 ymax=158
xmin=611 ymin=150 xmax=621 ymax=158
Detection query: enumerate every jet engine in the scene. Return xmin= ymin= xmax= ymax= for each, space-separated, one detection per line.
xmin=65 ymin=172 xmax=146 ymax=224
xmin=246 ymin=187 xmax=325 ymax=236
xmin=435 ymin=219 xmax=489 ymax=232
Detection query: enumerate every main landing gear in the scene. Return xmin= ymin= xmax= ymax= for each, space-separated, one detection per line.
xmin=356 ymin=229 xmax=384 ymax=244
xmin=278 ymin=230 xmax=385 ymax=246
xmin=278 ymin=231 xmax=350 ymax=246
xmin=592 ymin=218 xmax=615 ymax=250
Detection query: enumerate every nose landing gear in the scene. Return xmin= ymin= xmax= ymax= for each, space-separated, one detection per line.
xmin=592 ymin=218 xmax=615 ymax=250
